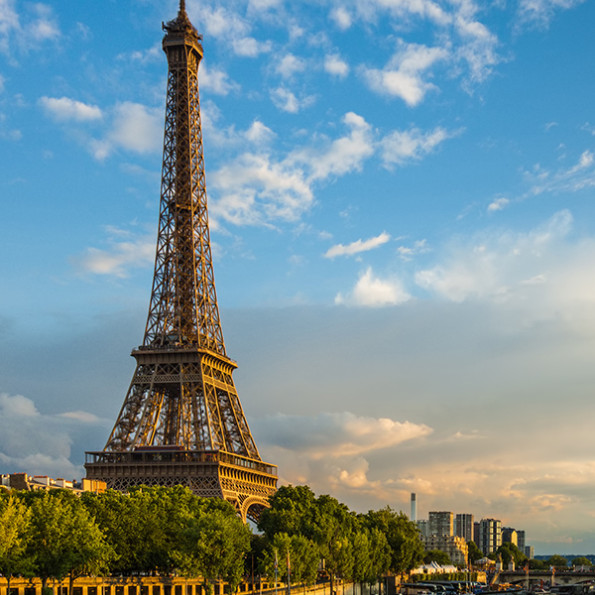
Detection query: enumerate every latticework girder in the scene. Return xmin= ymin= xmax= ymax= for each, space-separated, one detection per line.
xmin=85 ymin=1 xmax=277 ymax=518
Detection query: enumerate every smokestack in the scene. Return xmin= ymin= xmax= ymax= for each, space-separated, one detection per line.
xmin=410 ymin=493 xmax=417 ymax=522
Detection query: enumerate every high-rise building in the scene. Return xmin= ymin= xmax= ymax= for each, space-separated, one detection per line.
xmin=417 ymin=519 xmax=429 ymax=538
xmin=517 ymin=530 xmax=526 ymax=552
xmin=429 ymin=511 xmax=454 ymax=537
xmin=411 ymin=493 xmax=417 ymax=522
xmin=502 ymin=527 xmax=518 ymax=546
xmin=478 ymin=518 xmax=502 ymax=555
xmin=455 ymin=513 xmax=474 ymax=542
xmin=524 ymin=545 xmax=534 ymax=559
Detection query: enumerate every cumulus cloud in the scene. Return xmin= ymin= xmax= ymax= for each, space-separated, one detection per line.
xmin=197 ymin=5 xmax=271 ymax=57
xmin=209 ymin=113 xmax=456 ymax=227
xmin=293 ymin=111 xmax=374 ymax=181
xmin=73 ymin=226 xmax=155 ymax=278
xmin=270 ymin=87 xmax=315 ymax=113
xmin=106 ymin=102 xmax=162 ymax=155
xmin=414 ymin=210 xmax=595 ymax=319
xmin=39 ymin=96 xmax=102 ymax=122
xmin=361 ymin=41 xmax=449 ymax=106
xmin=325 ymin=231 xmax=391 ymax=258
xmin=276 ymin=53 xmax=306 ymax=79
xmin=0 ymin=393 xmax=104 ymax=478
xmin=330 ymin=7 xmax=352 ymax=30
xmin=335 ymin=267 xmax=411 ymax=307
xmin=257 ymin=411 xmax=432 ymax=457
xmin=324 ymin=54 xmax=349 ymax=78
xmin=199 ymin=63 xmax=239 ymax=95
xmin=380 ymin=126 xmax=454 ymax=166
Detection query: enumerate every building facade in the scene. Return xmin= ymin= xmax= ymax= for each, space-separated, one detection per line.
xmin=429 ymin=511 xmax=454 ymax=537
xmin=455 ymin=513 xmax=474 ymax=542
xmin=478 ymin=518 xmax=502 ymax=555
xmin=423 ymin=534 xmax=469 ymax=566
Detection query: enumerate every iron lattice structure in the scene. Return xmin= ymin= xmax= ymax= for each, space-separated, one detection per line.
xmin=85 ymin=1 xmax=277 ymax=522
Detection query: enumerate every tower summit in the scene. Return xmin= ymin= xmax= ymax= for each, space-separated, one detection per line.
xmin=85 ymin=3 xmax=277 ymax=522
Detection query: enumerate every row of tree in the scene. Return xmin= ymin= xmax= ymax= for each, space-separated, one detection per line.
xmin=0 ymin=485 xmax=425 ymax=594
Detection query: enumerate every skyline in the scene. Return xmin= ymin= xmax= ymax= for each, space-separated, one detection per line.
xmin=2 ymin=0 xmax=595 ymax=554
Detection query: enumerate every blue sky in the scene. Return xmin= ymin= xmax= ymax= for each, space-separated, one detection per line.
xmin=2 ymin=0 xmax=595 ymax=554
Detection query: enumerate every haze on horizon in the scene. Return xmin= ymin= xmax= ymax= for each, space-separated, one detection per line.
xmin=2 ymin=0 xmax=595 ymax=555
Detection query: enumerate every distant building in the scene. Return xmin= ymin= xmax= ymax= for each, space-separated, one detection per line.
xmin=429 ymin=511 xmax=454 ymax=537
xmin=423 ymin=534 xmax=469 ymax=566
xmin=502 ymin=527 xmax=518 ymax=546
xmin=474 ymin=521 xmax=480 ymax=545
xmin=517 ymin=530 xmax=526 ymax=552
xmin=1 ymin=472 xmax=105 ymax=494
xmin=478 ymin=518 xmax=502 ymax=555
xmin=524 ymin=545 xmax=534 ymax=559
xmin=417 ymin=519 xmax=429 ymax=538
xmin=455 ymin=513 xmax=474 ymax=542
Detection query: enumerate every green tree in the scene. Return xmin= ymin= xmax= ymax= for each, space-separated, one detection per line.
xmin=467 ymin=541 xmax=483 ymax=565
xmin=496 ymin=543 xmax=526 ymax=568
xmin=27 ymin=491 xmax=111 ymax=594
xmin=363 ymin=507 xmax=424 ymax=574
xmin=547 ymin=555 xmax=568 ymax=569
xmin=528 ymin=558 xmax=548 ymax=570
xmin=572 ymin=557 xmax=592 ymax=567
xmin=258 ymin=485 xmax=318 ymax=539
xmin=0 ymin=495 xmax=32 ymax=595
xmin=424 ymin=550 xmax=452 ymax=566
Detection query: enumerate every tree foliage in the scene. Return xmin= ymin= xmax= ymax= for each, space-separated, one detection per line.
xmin=362 ymin=507 xmax=424 ymax=573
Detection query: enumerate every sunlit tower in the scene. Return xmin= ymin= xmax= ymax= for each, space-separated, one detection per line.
xmin=84 ymin=1 xmax=277 ymax=522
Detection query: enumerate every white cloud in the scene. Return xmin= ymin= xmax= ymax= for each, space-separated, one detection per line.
xmin=29 ymin=4 xmax=59 ymax=42
xmin=39 ymin=96 xmax=102 ymax=122
xmin=210 ymin=113 xmax=453 ymax=227
xmin=330 ymin=7 xmax=352 ymax=30
xmin=488 ymin=197 xmax=510 ymax=212
xmin=107 ymin=102 xmax=162 ymax=155
xmin=257 ymin=411 xmax=432 ymax=457
xmin=294 ymin=111 xmax=374 ymax=181
xmin=397 ymin=238 xmax=430 ymax=261
xmin=361 ymin=41 xmax=449 ymax=106
xmin=211 ymin=152 xmax=313 ymax=225
xmin=199 ymin=63 xmax=239 ymax=95
xmin=516 ymin=0 xmax=587 ymax=29
xmin=0 ymin=392 xmax=104 ymax=479
xmin=325 ymin=231 xmax=391 ymax=258
xmin=415 ymin=210 xmax=584 ymax=309
xmin=380 ymin=126 xmax=453 ymax=166
xmin=232 ymin=36 xmax=272 ymax=57
xmin=276 ymin=53 xmax=306 ymax=79
xmin=270 ymin=87 xmax=315 ymax=113
xmin=0 ymin=393 xmax=38 ymax=417
xmin=324 ymin=54 xmax=349 ymax=78
xmin=198 ymin=5 xmax=271 ymax=57
xmin=336 ymin=267 xmax=411 ymax=307
xmin=73 ymin=227 xmax=155 ymax=278
xmin=244 ymin=120 xmax=276 ymax=144
xmin=0 ymin=1 xmax=60 ymax=55
xmin=523 ymin=150 xmax=595 ymax=197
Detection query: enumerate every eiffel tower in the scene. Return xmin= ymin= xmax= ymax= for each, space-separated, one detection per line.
xmin=85 ymin=1 xmax=277 ymax=522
